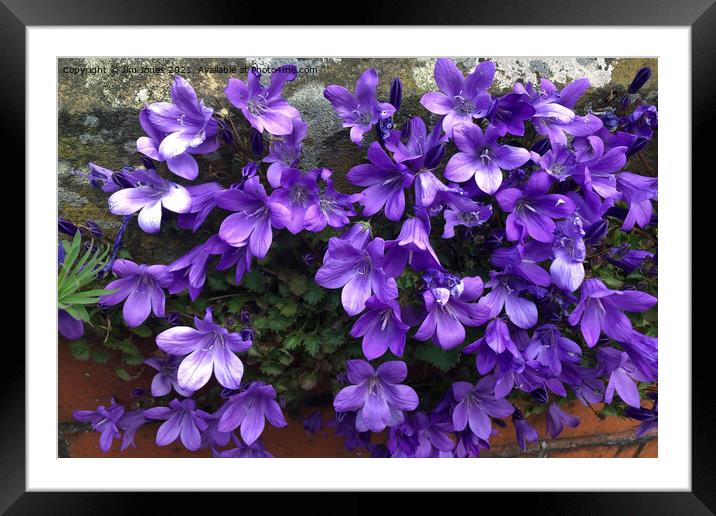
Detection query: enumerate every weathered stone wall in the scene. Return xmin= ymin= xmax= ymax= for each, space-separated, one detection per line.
xmin=58 ymin=57 xmax=657 ymax=263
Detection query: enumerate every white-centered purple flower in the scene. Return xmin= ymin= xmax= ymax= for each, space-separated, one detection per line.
xmin=155 ymin=308 xmax=252 ymax=391
xmin=144 ymin=398 xmax=211 ymax=451
xmin=444 ymin=123 xmax=530 ymax=195
xmin=616 ymin=171 xmax=658 ymax=230
xmin=478 ymin=269 xmax=542 ymax=330
xmin=414 ymin=270 xmax=490 ymax=349
xmin=524 ymin=324 xmax=581 ymax=377
xmin=315 ymin=236 xmax=398 ymax=316
xmin=450 ymin=376 xmax=514 ymax=441
xmin=597 ymin=347 xmax=649 ymax=408
xmin=347 ymin=142 xmax=414 ymax=221
xmin=225 ymin=64 xmax=300 ymax=136
xmin=382 ymin=210 xmax=443 ymax=277
xmin=215 ymin=176 xmax=291 ymax=259
xmin=144 ymin=354 xmax=194 ymax=397
xmin=270 ymin=168 xmax=320 ymax=234
xmin=350 ymin=296 xmax=410 ymax=360
xmin=217 ymin=381 xmax=288 ymax=445
xmin=333 ymin=360 xmax=419 ymax=433
xmin=323 ymin=68 xmax=396 ymax=145
xmin=420 ymin=58 xmax=495 ymax=138
xmin=263 ymin=118 xmax=308 ymax=187
xmin=137 ymin=75 xmax=220 ymax=180
xmin=442 ymin=200 xmax=493 ymax=239
xmin=107 ymin=168 xmax=191 ymax=234
xmin=99 ymin=259 xmax=173 ymax=328
xmin=567 ymin=278 xmax=657 ymax=347
xmin=572 ymin=135 xmax=628 ymax=199
xmin=304 ymin=170 xmax=362 ymax=232
xmin=550 ymin=213 xmax=587 ymax=292
xmin=496 ymin=171 xmax=576 ymax=243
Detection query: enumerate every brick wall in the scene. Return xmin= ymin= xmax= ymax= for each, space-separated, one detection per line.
xmin=59 ymin=343 xmax=656 ymax=458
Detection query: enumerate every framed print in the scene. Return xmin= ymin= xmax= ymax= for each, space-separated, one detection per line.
xmin=7 ymin=0 xmax=713 ymax=512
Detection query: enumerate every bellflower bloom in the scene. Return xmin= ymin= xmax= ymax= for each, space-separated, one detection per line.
xmin=86 ymin=162 xmax=132 ymax=193
xmin=155 ymin=308 xmax=252 ymax=391
xmin=625 ymin=394 xmax=658 ymax=438
xmin=597 ymin=347 xmax=649 ymax=408
xmin=304 ymin=173 xmax=362 ymax=232
xmin=623 ymin=104 xmax=658 ymax=139
xmin=445 ymin=123 xmax=530 ymax=195
xmin=176 ymin=182 xmax=224 ymax=232
xmin=118 ymin=409 xmax=148 ymax=451
xmin=487 ymin=93 xmax=536 ymax=136
xmin=478 ymin=269 xmax=541 ymax=330
xmin=616 ymin=172 xmax=658 ymax=230
xmin=99 ymin=259 xmax=173 ymax=327
xmin=107 ymin=168 xmax=191 ymax=234
xmin=144 ymin=354 xmax=194 ymax=397
xmin=465 ymin=318 xmax=522 ymax=369
xmin=496 ymin=171 xmax=576 ymax=243
xmin=263 ymin=118 xmax=308 ymax=187
xmin=73 ymin=399 xmax=125 ymax=452
xmin=270 ymin=168 xmax=320 ymax=234
xmin=137 ymin=76 xmax=220 ymax=180
xmin=323 ymin=68 xmax=396 ymax=144
xmin=215 ymin=176 xmax=291 ymax=258
xmin=415 ymin=271 xmax=490 ymax=349
xmin=204 ymin=234 xmax=253 ymax=285
xmin=224 ymin=64 xmax=300 ymax=136
xmin=420 ymin=58 xmax=495 ymax=137
xmin=537 ymin=146 xmax=578 ymax=182
xmin=451 ymin=376 xmax=514 ymax=441
xmin=58 ymin=309 xmax=84 ymax=340
xmin=315 ymin=237 xmax=398 ymax=316
xmin=213 ymin=435 xmax=273 ymax=458
xmin=550 ymin=214 xmax=587 ymax=292
xmin=347 ymin=142 xmax=414 ymax=221
xmin=607 ymin=245 xmax=653 ymax=274
xmin=512 ymin=409 xmax=539 ymax=451
xmin=567 ymin=278 xmax=657 ymax=347
xmin=144 ymin=398 xmax=211 ymax=451
xmin=572 ymin=135 xmax=628 ymax=199
xmin=350 ymin=296 xmax=410 ymax=359
xmin=167 ymin=242 xmax=212 ymax=301
xmin=524 ymin=324 xmax=581 ymax=377
xmin=217 ymin=381 xmax=288 ymax=445
xmin=442 ymin=200 xmax=493 ymax=238
xmin=546 ymin=402 xmax=580 ymax=438
xmin=333 ymin=360 xmax=419 ymax=433
xmin=382 ymin=210 xmax=443 ymax=277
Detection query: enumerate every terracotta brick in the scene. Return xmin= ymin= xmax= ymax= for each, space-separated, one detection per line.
xmin=545 ymin=445 xmax=621 ymax=458
xmin=638 ymin=438 xmax=658 ymax=458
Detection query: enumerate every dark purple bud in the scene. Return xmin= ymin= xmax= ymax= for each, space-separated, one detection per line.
xmin=530 ymin=138 xmax=550 ymax=156
xmin=389 ymin=77 xmax=402 ymax=112
xmin=130 ymin=388 xmax=145 ymax=398
xmin=423 ymin=143 xmax=446 ymax=169
xmin=250 ymin=129 xmax=264 ymax=157
xmin=303 ymin=411 xmax=322 ymax=435
xmin=628 ymin=67 xmax=651 ymax=94
xmin=302 ymin=253 xmax=315 ymax=266
xmin=57 ymin=242 xmax=66 ymax=265
xmin=239 ymin=310 xmax=251 ymax=324
xmin=240 ymin=328 xmax=255 ymax=342
xmin=584 ymin=219 xmax=609 ymax=245
xmin=140 ymin=156 xmax=155 ymax=170
xmin=85 ymin=220 xmax=103 ymax=239
xmin=58 ymin=217 xmax=78 ymax=237
xmin=595 ymin=108 xmax=618 ymax=131
xmin=619 ymin=94 xmax=630 ymax=110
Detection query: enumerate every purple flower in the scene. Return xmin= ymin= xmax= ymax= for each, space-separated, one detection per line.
xmin=616 ymin=172 xmax=658 ymax=231
xmin=479 ymin=269 xmax=542 ymax=329
xmin=99 ymin=259 xmax=173 ymax=327
xmin=487 ymin=93 xmax=536 ymax=136
xmin=572 ymin=136 xmax=628 ymax=199
xmin=144 ymin=354 xmax=194 ymax=397
xmin=137 ymin=76 xmax=220 ymax=180
xmin=217 ymin=381 xmax=288 ymax=445
xmin=323 ymin=68 xmax=395 ymax=144
xmin=215 ymin=176 xmax=291 ymax=259
xmin=444 ymin=123 xmax=530 ymax=194
xmin=107 ymin=168 xmax=191 ymax=234
xmin=442 ymin=200 xmax=493 ymax=238
xmin=625 ymin=394 xmax=657 ymax=438
xmin=155 ymin=308 xmax=252 ymax=391
xmin=567 ymin=278 xmax=657 ymax=347
xmin=166 ymin=242 xmax=212 ymax=301
xmin=347 ymin=142 xmax=414 ymax=221
xmin=270 ymin=168 xmax=320 ymax=234
xmin=203 ymin=234 xmax=253 ymax=286
xmin=118 ymin=409 xmax=148 ymax=451
xmin=607 ymin=245 xmax=653 ymax=274
xmin=263 ymin=118 xmax=308 ymax=187
xmin=225 ymin=64 xmax=300 ymax=136
xmin=524 ymin=324 xmax=581 ymax=377
xmin=496 ymin=171 xmax=576 ymax=243
xmin=304 ymin=172 xmax=362 ymax=232
xmin=350 ymin=296 xmax=410 ymax=360
xmin=315 ymin=236 xmax=398 ymax=316
xmin=382 ymin=211 xmax=442 ymax=277
xmin=213 ymin=435 xmax=273 ymax=458
xmin=86 ymin=162 xmax=131 ymax=193
xmin=144 ymin=398 xmax=211 ymax=451
xmin=333 ymin=360 xmax=419 ymax=433
xmin=73 ymin=399 xmax=125 ymax=452
xmin=624 ymin=104 xmax=658 ymax=139
xmin=550 ymin=214 xmax=586 ymax=292
xmin=414 ymin=271 xmax=490 ymax=349
xmin=420 ymin=58 xmax=494 ymax=137
xmin=546 ymin=402 xmax=580 ymax=438
xmin=451 ymin=376 xmax=514 ymax=441
xmin=465 ymin=318 xmax=522 ymax=369
xmin=536 ymin=145 xmax=578 ymax=182
xmin=58 ymin=309 xmax=84 ymax=340
xmin=303 ymin=411 xmax=323 ymax=435
xmin=176 ymin=182 xmax=224 ymax=232
xmin=597 ymin=347 xmax=648 ymax=408
xmin=512 ymin=409 xmax=539 ymax=451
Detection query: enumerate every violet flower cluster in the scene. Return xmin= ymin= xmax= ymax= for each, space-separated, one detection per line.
xmin=71 ymin=58 xmax=658 ymax=457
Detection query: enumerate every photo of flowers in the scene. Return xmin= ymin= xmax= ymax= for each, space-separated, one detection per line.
xmin=57 ymin=57 xmax=658 ymax=458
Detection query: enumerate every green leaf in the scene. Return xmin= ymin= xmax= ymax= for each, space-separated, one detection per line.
xmin=275 ymin=349 xmax=294 ymax=366
xmin=227 ymin=296 xmax=248 ymax=313
xmin=91 ymin=348 xmax=110 ymax=364
xmin=414 ymin=344 xmax=461 ymax=372
xmin=69 ymin=339 xmax=90 ymax=361
xmin=243 ymin=270 xmax=264 ymax=292
xmin=303 ymin=334 xmax=321 ymax=357
xmin=115 ymin=368 xmax=132 ymax=381
xmin=288 ymin=275 xmax=308 ymax=296
xmin=302 ymin=283 xmax=325 ymax=305
xmin=260 ymin=361 xmax=283 ymax=377
xmin=130 ymin=324 xmax=152 ymax=338
xmin=277 ymin=298 xmax=298 ymax=317
xmin=123 ymin=352 xmax=145 ymax=366
xmin=283 ymin=333 xmax=303 ymax=350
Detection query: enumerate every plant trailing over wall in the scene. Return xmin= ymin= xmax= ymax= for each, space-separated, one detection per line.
xmin=64 ymin=59 xmax=658 ymax=457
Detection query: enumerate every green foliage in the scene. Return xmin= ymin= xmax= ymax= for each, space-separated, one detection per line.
xmin=414 ymin=344 xmax=461 ymax=372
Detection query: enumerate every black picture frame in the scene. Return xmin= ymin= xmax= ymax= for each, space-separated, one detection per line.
xmin=5 ymin=0 xmax=712 ymax=512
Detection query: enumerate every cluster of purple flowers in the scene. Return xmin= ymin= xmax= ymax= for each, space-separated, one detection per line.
xmin=72 ymin=58 xmax=658 ymax=457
